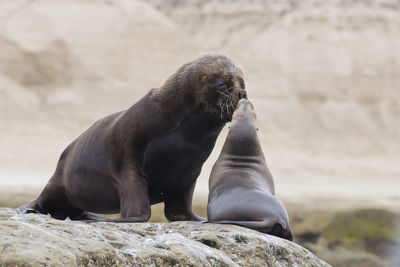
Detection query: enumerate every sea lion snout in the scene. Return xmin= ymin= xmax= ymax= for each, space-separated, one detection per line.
xmin=237 ymin=98 xmax=254 ymax=109
xmin=232 ymin=99 xmax=256 ymax=120
xmin=238 ymin=90 xmax=247 ymax=99
xmin=238 ymin=98 xmax=250 ymax=105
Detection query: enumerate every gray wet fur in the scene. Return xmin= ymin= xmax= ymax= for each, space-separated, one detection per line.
xmin=207 ymin=99 xmax=294 ymax=241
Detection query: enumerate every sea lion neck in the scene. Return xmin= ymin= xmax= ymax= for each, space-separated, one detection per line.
xmin=221 ymin=117 xmax=263 ymax=158
xmin=178 ymin=106 xmax=226 ymax=138
xmin=156 ymin=68 xmax=196 ymax=114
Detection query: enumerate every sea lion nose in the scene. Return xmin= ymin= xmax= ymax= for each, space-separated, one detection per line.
xmin=238 ymin=90 xmax=247 ymax=99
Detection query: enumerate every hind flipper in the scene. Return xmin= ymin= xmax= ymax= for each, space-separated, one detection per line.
xmin=16 ymin=203 xmax=40 ymax=214
xmin=82 ymin=216 xmax=151 ymax=223
xmin=70 ymin=211 xmax=150 ymax=223
xmin=209 ymin=219 xmax=294 ymax=241
xmin=69 ymin=211 xmax=110 ymax=221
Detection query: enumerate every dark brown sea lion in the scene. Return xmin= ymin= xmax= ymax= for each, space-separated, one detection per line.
xmin=207 ymin=99 xmax=293 ymax=241
xmin=18 ymin=54 xmax=247 ymax=222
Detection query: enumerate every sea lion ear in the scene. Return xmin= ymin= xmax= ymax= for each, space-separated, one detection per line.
xmin=201 ymin=75 xmax=208 ymax=83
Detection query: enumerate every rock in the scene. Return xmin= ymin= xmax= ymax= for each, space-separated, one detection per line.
xmin=320 ymin=209 xmax=400 ymax=262
xmin=306 ymin=243 xmax=385 ymax=267
xmin=321 ymin=209 xmax=400 ymax=251
xmin=0 ymin=208 xmax=330 ymax=266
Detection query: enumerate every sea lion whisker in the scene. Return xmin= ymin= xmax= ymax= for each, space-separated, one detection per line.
xmin=228 ymin=98 xmax=234 ymax=110
xmin=219 ymin=101 xmax=224 ymax=119
xmin=217 ymin=91 xmax=230 ymax=97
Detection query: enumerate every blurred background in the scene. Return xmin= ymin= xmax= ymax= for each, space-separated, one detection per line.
xmin=0 ymin=0 xmax=399 ymax=266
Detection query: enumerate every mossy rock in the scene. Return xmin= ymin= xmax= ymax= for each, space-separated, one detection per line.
xmin=321 ymin=209 xmax=400 ymax=257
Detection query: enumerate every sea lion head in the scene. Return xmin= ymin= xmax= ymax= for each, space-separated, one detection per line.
xmin=191 ymin=54 xmax=247 ymax=122
xmin=223 ymin=99 xmax=260 ymax=156
xmin=231 ymin=98 xmax=257 ymax=127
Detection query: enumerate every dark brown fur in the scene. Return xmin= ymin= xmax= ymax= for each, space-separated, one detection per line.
xmin=18 ymin=54 xmax=247 ymax=222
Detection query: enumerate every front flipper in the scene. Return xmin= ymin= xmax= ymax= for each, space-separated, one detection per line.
xmin=118 ymin=167 xmax=151 ymax=222
xmin=164 ymin=181 xmax=205 ymax=222
xmin=74 ymin=167 xmax=151 ymax=223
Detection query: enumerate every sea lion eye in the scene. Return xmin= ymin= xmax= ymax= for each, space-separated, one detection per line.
xmin=224 ymin=76 xmax=233 ymax=87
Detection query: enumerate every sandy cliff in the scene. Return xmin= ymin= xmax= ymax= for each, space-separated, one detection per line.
xmin=0 ymin=0 xmax=399 ymax=212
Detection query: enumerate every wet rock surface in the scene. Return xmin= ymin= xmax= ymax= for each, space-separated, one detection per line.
xmin=0 ymin=208 xmax=330 ymax=266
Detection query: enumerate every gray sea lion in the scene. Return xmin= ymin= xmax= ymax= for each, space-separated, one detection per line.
xmin=18 ymin=54 xmax=247 ymax=222
xmin=207 ymin=99 xmax=293 ymax=241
